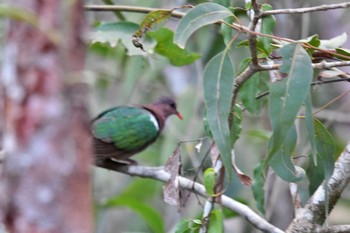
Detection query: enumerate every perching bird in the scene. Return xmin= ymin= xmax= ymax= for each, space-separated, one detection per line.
xmin=91 ymin=97 xmax=182 ymax=164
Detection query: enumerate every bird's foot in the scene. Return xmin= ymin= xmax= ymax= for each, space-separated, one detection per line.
xmin=110 ymin=158 xmax=138 ymax=166
xmin=95 ymin=157 xmax=138 ymax=169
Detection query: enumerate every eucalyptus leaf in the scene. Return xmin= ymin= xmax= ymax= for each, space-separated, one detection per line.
xmin=260 ymin=4 xmax=276 ymax=53
xmin=269 ymin=124 xmax=305 ymax=182
xmin=204 ymin=51 xmax=235 ymax=180
xmin=268 ymin=43 xmax=313 ymax=162
xmin=267 ymin=43 xmax=312 ymax=183
xmin=305 ymin=94 xmax=317 ymax=164
xmin=174 ymin=3 xmax=233 ymax=48
xmin=252 ymin=161 xmax=266 ymax=214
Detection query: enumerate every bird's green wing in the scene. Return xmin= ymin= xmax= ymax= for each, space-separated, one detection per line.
xmin=92 ymin=106 xmax=160 ymax=151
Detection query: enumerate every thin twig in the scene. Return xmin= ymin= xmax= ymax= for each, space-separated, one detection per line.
xmin=255 ymin=77 xmax=350 ymax=100
xmin=84 ymin=4 xmax=186 ymax=18
xmin=262 ymin=2 xmax=350 ymax=16
xmin=96 ymin=159 xmax=284 ymax=233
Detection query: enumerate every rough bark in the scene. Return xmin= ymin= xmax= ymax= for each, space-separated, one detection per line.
xmin=0 ymin=1 xmax=92 ymax=233
xmin=286 ymin=143 xmax=350 ymax=233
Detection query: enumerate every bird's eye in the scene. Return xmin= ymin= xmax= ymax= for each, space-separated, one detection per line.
xmin=169 ymin=102 xmax=176 ymax=109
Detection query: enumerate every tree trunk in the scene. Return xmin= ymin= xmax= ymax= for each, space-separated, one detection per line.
xmin=0 ymin=1 xmax=93 ymax=232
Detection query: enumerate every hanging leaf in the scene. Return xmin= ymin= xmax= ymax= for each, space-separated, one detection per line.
xmin=147 ymin=28 xmax=201 ymax=66
xmin=230 ymin=103 xmax=243 ymax=145
xmin=231 ymin=149 xmax=252 ymax=186
xmin=163 ymin=146 xmax=184 ymax=210
xmin=314 ymin=119 xmax=335 ymax=182
xmin=268 ymin=43 xmax=313 ymax=163
xmin=306 ymin=119 xmax=335 ymax=196
xmin=174 ymin=3 xmax=233 ymax=48
xmin=269 ymin=124 xmax=305 ymax=182
xmin=208 ymin=209 xmax=224 ymax=233
xmin=174 ymin=219 xmax=192 ymax=233
xmin=252 ymin=161 xmax=266 ymax=214
xmin=203 ymin=168 xmax=216 ymax=196
xmin=204 ymin=51 xmax=235 ymax=181
xmin=304 ymin=93 xmax=317 ymax=164
xmin=90 ymin=21 xmax=156 ymax=56
xmin=260 ymin=4 xmax=276 ymax=53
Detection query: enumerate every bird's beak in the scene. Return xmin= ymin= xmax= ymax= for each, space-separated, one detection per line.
xmin=176 ymin=112 xmax=183 ymax=120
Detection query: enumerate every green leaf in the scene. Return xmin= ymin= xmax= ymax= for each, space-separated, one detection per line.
xmin=102 ymin=197 xmax=164 ymax=233
xmin=307 ymin=119 xmax=335 ymax=196
xmin=134 ymin=10 xmax=172 ymax=38
xmin=148 ymin=28 xmax=201 ymax=66
xmin=174 ymin=219 xmax=192 ymax=233
xmin=230 ymin=104 xmax=243 ymax=145
xmin=269 ymin=124 xmax=305 ymax=182
xmin=221 ymin=16 xmax=234 ymax=46
xmin=314 ymin=119 xmax=335 ymax=220
xmin=268 ymin=43 xmax=313 ymax=162
xmin=335 ymin=48 xmax=350 ymax=61
xmin=252 ymin=161 xmax=266 ymax=214
xmin=260 ymin=4 xmax=276 ymax=53
xmin=305 ymin=94 xmax=317 ymax=164
xmin=319 ymin=32 xmax=347 ymax=49
xmin=174 ymin=3 xmax=233 ymax=48
xmin=314 ymin=119 xmax=335 ymax=182
xmin=236 ymin=39 xmax=270 ymax=57
xmin=204 ymin=51 xmax=235 ymax=181
xmin=208 ymin=209 xmax=223 ymax=233
xmin=239 ymin=73 xmax=260 ymax=114
xmin=90 ymin=21 xmax=156 ymax=56
xmin=203 ymin=168 xmax=216 ymax=195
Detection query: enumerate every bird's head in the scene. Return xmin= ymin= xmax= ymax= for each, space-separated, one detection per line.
xmin=153 ymin=96 xmax=183 ymax=120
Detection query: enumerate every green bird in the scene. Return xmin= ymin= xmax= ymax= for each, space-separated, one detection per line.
xmin=91 ymin=97 xmax=182 ymax=164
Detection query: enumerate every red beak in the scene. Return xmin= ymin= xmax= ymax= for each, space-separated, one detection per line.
xmin=176 ymin=112 xmax=183 ymax=120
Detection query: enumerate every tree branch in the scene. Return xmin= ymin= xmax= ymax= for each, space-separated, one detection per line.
xmin=286 ymin=142 xmax=350 ymax=232
xmin=262 ymin=2 xmax=350 ymax=16
xmin=84 ymin=4 xmax=185 ymax=19
xmin=95 ymin=159 xmax=284 ymax=233
xmin=315 ymin=225 xmax=350 ymax=233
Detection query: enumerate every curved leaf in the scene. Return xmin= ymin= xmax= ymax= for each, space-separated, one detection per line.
xmin=268 ymin=43 xmax=313 ymax=162
xmin=269 ymin=124 xmax=305 ymax=182
xmin=260 ymin=4 xmax=276 ymax=53
xmin=208 ymin=209 xmax=223 ymax=233
xmin=147 ymin=28 xmax=201 ymax=66
xmin=307 ymin=119 xmax=335 ymax=195
xmin=252 ymin=161 xmax=266 ymax=214
xmin=204 ymin=51 xmax=235 ymax=180
xmin=174 ymin=3 xmax=233 ymax=48
xmin=204 ymin=168 xmax=216 ymax=195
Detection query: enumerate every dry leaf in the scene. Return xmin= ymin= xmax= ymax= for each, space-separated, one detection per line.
xmin=163 ymin=146 xmax=184 ymax=211
xmin=231 ymin=149 xmax=252 ymax=186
